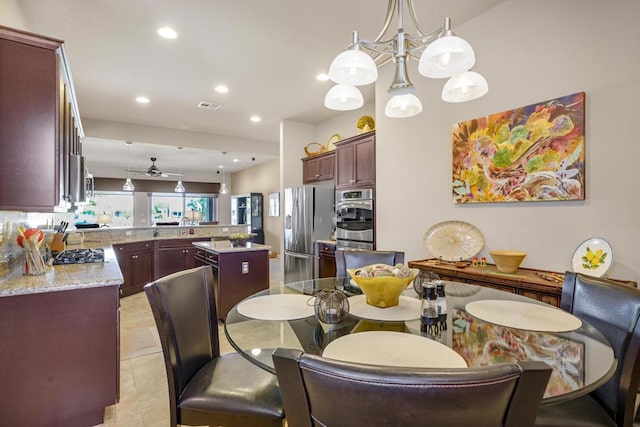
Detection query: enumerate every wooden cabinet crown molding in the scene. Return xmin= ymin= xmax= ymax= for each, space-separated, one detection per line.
xmin=333 ymin=130 xmax=376 ymax=148
xmin=0 ymin=25 xmax=62 ymax=50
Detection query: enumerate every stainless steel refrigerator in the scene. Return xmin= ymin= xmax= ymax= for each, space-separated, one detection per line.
xmin=284 ymin=185 xmax=334 ymax=283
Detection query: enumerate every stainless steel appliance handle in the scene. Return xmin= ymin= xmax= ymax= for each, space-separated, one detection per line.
xmin=287 ymin=252 xmax=312 ymax=260
xmin=336 ymin=200 xmax=373 ymax=209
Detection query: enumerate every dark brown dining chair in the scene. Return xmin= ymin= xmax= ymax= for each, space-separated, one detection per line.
xmin=273 ymin=348 xmax=551 ymax=427
xmin=144 ymin=266 xmax=284 ymax=427
xmin=335 ymin=249 xmax=405 ymax=289
xmin=535 ymin=272 xmax=640 ymax=427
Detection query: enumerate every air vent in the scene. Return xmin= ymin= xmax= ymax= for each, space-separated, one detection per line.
xmin=197 ymin=100 xmax=222 ymax=110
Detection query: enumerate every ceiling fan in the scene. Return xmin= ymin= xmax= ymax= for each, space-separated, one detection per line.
xmin=128 ymin=157 xmax=182 ymax=178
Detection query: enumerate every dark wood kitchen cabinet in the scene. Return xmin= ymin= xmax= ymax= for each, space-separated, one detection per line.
xmin=302 ymin=151 xmax=335 ymax=184
xmin=0 ymin=25 xmax=84 ymax=211
xmin=316 ymin=241 xmax=337 ymax=278
xmin=114 ymin=241 xmax=153 ymax=297
xmin=335 ymin=131 xmax=376 ymax=189
xmin=0 ymin=285 xmax=119 ymax=427
xmin=154 ymin=237 xmax=209 ymax=279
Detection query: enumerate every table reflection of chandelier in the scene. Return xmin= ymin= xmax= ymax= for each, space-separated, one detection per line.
xmin=325 ymin=0 xmax=488 ymax=118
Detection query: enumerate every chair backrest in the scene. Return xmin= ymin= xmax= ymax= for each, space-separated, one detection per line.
xmin=561 ymin=271 xmax=640 ymax=427
xmin=144 ymin=266 xmax=219 ymax=419
xmin=273 ymin=348 xmax=551 ymax=427
xmin=335 ymin=249 xmax=405 ymax=279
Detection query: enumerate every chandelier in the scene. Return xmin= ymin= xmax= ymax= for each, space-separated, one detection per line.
xmin=324 ymin=0 xmax=488 ymax=118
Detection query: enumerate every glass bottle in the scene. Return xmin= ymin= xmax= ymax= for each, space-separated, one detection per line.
xmin=413 ymin=270 xmax=439 ymax=298
xmin=436 ymin=281 xmax=447 ymax=331
xmin=421 ymin=284 xmax=439 ymax=336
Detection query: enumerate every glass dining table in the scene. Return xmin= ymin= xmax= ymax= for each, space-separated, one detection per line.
xmin=224 ymin=277 xmax=616 ymax=405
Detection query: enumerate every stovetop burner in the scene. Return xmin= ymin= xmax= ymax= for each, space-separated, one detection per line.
xmin=52 ymin=248 xmax=105 ymax=265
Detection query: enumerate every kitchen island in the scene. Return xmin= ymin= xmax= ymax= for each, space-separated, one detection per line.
xmin=0 ymin=247 xmax=122 ymax=427
xmin=193 ymin=241 xmax=271 ymax=319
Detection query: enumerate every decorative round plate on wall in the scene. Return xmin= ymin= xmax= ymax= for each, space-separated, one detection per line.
xmin=423 ymin=221 xmax=484 ymax=262
xmin=571 ymin=237 xmax=613 ymax=278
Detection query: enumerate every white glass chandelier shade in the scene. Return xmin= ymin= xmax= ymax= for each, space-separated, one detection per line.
xmin=219 ymin=182 xmax=229 ymax=194
xmin=328 ymin=49 xmax=378 ymax=86
xmin=123 ymin=177 xmax=135 ymax=191
xmin=441 ymin=71 xmax=488 ymax=103
xmin=324 ymin=84 xmax=364 ymax=111
xmin=385 ymin=94 xmax=423 ymax=118
xmin=418 ymin=35 xmax=476 ymax=79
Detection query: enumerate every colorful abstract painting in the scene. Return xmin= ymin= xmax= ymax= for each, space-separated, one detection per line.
xmin=452 ymin=92 xmax=585 ymax=203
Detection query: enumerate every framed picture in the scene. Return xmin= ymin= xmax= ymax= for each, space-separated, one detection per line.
xmin=452 ymin=92 xmax=585 ymax=203
xmin=268 ymin=192 xmax=279 ymax=217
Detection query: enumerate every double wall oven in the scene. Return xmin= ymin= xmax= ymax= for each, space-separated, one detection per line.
xmin=335 ymin=188 xmax=374 ymax=249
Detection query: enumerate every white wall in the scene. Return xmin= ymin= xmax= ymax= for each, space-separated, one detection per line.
xmin=314 ymin=102 xmax=375 ymax=145
xmin=0 ymin=0 xmax=27 ymax=29
xmin=280 ymin=120 xmax=316 ymax=189
xmin=376 ymin=0 xmax=640 ymax=282
xmin=231 ymin=160 xmax=281 ymax=254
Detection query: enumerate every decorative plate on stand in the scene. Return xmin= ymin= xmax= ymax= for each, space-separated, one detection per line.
xmin=571 ymin=237 xmax=613 ymax=278
xmin=423 ymin=221 xmax=484 ymax=262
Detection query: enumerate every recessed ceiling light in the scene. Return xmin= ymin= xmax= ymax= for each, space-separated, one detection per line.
xmin=250 ymin=115 xmax=261 ymax=123
xmin=233 ymin=158 xmax=239 ymax=162
xmin=136 ymin=96 xmax=150 ymax=104
xmin=316 ymin=73 xmax=330 ymax=81
xmin=218 ymin=165 xmax=224 ymax=168
xmin=157 ymin=27 xmax=177 ymax=39
xmin=215 ymin=85 xmax=229 ymax=93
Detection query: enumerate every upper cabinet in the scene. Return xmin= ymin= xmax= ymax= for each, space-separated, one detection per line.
xmin=302 ymin=151 xmax=335 ymax=184
xmin=335 ymin=131 xmax=376 ymax=189
xmin=0 ymin=26 xmax=84 ymax=212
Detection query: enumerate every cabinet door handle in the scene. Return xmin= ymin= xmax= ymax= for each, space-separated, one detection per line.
xmin=132 ymin=255 xmax=138 ymax=259
xmin=315 ymin=174 xmax=320 ymax=177
xmin=349 ymin=179 xmax=355 ymax=183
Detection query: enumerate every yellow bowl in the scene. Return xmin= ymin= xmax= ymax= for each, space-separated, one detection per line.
xmin=489 ymin=250 xmax=527 ymax=274
xmin=348 ymin=268 xmax=418 ymax=308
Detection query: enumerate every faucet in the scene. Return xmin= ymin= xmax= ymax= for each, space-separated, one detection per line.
xmin=153 ymin=227 xmax=160 ymax=237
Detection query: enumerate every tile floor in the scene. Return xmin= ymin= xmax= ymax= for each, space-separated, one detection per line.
xmin=97 ymin=258 xmax=282 ymax=427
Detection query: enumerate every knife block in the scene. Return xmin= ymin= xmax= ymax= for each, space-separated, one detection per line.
xmin=50 ymin=233 xmax=65 ymax=253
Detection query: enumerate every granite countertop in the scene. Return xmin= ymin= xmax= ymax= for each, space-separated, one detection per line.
xmin=0 ymin=246 xmax=123 ymax=297
xmin=193 ymin=241 xmax=271 ymax=254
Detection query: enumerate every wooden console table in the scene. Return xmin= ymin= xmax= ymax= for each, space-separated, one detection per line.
xmin=409 ymin=259 xmax=637 ymax=307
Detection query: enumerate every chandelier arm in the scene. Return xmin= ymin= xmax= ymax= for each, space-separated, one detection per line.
xmin=372 ymin=0 xmax=397 ymax=43
xmin=375 ymin=55 xmax=394 ymax=68
xmin=406 ymin=0 xmax=431 ymax=38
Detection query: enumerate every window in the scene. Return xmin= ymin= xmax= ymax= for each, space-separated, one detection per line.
xmin=150 ymin=193 xmax=218 ymax=223
xmin=77 ymin=191 xmax=134 ymax=226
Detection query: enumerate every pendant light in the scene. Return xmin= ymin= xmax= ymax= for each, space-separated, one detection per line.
xmin=219 ymin=166 xmax=229 ymax=194
xmin=123 ymin=142 xmax=135 ymax=191
xmin=325 ymin=1 xmax=488 ymax=118
xmin=174 ymin=147 xmax=185 ymax=193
